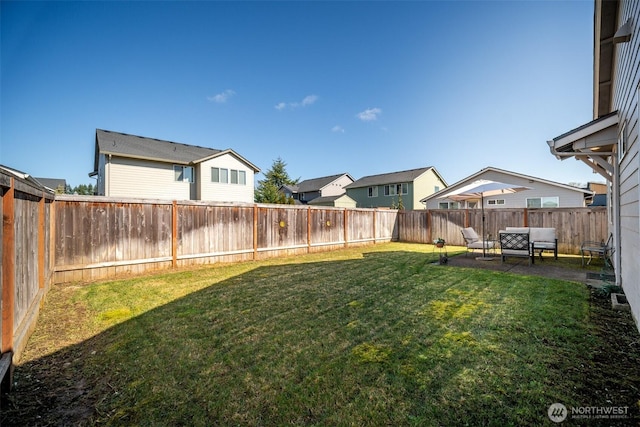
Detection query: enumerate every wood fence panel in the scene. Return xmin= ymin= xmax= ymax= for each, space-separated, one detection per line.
xmin=1 ymin=170 xmax=54 ymax=362
xmin=398 ymin=211 xmax=427 ymax=242
xmin=434 ymin=210 xmax=468 ymax=245
xmin=527 ymin=207 xmax=608 ymax=255
xmin=257 ymin=205 xmax=309 ymax=254
xmin=13 ymin=192 xmax=40 ymax=337
xmin=377 ymin=210 xmax=398 ymax=241
xmin=347 ymin=209 xmax=375 ymax=243
xmin=178 ymin=204 xmax=253 ymax=260
xmin=310 ymin=208 xmax=344 ymax=246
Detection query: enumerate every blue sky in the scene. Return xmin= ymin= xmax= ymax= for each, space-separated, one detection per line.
xmin=1 ymin=1 xmax=598 ymax=189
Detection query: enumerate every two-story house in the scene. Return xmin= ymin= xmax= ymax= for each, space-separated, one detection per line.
xmin=90 ymin=129 xmax=260 ymax=203
xmin=344 ymin=167 xmax=447 ymax=210
xmin=279 ymin=173 xmax=356 ymax=207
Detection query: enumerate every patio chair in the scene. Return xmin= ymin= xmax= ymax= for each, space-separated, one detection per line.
xmin=581 ymin=233 xmax=614 ymax=268
xmin=460 ymin=227 xmax=495 ymax=256
xmin=499 ymin=231 xmax=533 ymax=265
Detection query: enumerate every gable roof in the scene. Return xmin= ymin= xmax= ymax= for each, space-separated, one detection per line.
xmin=420 ymin=166 xmax=593 ymax=203
xmin=345 ymin=167 xmax=440 ymax=189
xmin=93 ymin=129 xmax=260 ymax=172
xmin=0 ymin=164 xmax=55 ymax=194
xmin=308 ymin=194 xmax=356 ymax=205
xmin=297 ymin=173 xmax=353 ymax=193
xmin=34 ymin=177 xmax=67 ymax=191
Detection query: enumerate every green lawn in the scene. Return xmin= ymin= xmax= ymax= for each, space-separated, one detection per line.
xmin=6 ymin=243 xmax=635 ymax=425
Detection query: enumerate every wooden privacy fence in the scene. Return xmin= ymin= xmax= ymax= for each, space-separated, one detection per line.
xmin=53 ymin=196 xmax=400 ymax=283
xmin=398 ymin=207 xmax=608 ymax=254
xmin=2 ymin=186 xmax=609 ymax=365
xmin=1 ymin=172 xmax=54 ymax=370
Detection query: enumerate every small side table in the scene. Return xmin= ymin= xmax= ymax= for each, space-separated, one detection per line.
xmin=433 ymin=243 xmax=448 ymax=264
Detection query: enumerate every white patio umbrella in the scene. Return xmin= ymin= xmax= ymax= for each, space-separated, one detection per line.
xmin=438 ymin=179 xmax=532 ymax=259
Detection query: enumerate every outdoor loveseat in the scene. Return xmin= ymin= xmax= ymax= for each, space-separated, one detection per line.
xmin=505 ymin=227 xmax=558 ymax=260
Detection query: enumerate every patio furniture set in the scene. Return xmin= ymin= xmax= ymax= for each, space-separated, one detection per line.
xmin=460 ymin=226 xmax=613 ymax=267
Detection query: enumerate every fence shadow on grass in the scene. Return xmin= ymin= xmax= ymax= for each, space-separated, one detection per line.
xmin=2 ymin=249 xmax=637 ymax=425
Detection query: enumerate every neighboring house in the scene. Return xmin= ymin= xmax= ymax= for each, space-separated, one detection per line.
xmin=34 ymin=177 xmax=67 ymax=194
xmin=344 ymin=167 xmax=447 ymax=210
xmin=585 ymin=181 xmax=608 ymax=206
xmin=308 ymin=194 xmax=357 ymax=208
xmin=0 ymin=165 xmax=56 ymax=195
xmin=547 ymin=0 xmax=639 ymax=330
xmin=279 ymin=173 xmax=354 ymax=206
xmin=420 ymin=167 xmax=593 ymax=209
xmin=90 ymin=129 xmax=260 ymax=203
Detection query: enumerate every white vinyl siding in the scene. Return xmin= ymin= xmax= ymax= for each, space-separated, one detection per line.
xmin=106 ymin=157 xmax=191 ymax=200
xmin=199 ymin=153 xmax=255 ymax=203
xmin=611 ymin=0 xmax=640 ymax=326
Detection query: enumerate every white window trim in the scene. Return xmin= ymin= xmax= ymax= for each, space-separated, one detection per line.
xmin=619 ymin=121 xmax=627 ymax=161
xmin=526 ymin=196 xmax=559 ymax=208
xmin=174 ymin=165 xmax=194 ymax=183
xmin=487 ymin=199 xmax=505 ymax=206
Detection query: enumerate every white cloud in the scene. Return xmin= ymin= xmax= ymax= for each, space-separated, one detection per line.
xmin=208 ymin=89 xmax=236 ymax=103
xmin=332 ymin=125 xmax=345 ymax=133
xmin=301 ymin=95 xmax=318 ymax=106
xmin=356 ymin=107 xmax=382 ymax=122
xmin=275 ymin=94 xmax=318 ymax=110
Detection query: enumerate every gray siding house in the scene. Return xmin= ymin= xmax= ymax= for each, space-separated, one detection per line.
xmin=345 ymin=167 xmax=447 ymax=210
xmin=547 ymin=0 xmax=640 ymax=330
xmin=421 ymin=167 xmax=592 ymax=209
xmin=91 ymin=129 xmax=260 ymax=203
xmin=279 ymin=173 xmax=354 ymax=206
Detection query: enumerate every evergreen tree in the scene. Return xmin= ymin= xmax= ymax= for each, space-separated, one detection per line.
xmin=255 ymin=157 xmax=298 ymax=204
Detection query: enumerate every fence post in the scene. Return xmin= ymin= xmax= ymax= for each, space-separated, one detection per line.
xmin=172 ymin=201 xmax=178 ymax=268
xmin=373 ymin=209 xmax=377 ymax=244
xmin=523 ymin=208 xmax=529 ymax=227
xmin=427 ymin=209 xmax=433 ymax=243
xmin=343 ymin=208 xmax=348 ymax=247
xmin=307 ymin=206 xmax=311 ymax=252
xmin=38 ymin=194 xmax=46 ymax=289
xmin=2 ymin=178 xmax=15 ymax=353
xmin=253 ymin=204 xmax=258 ymax=260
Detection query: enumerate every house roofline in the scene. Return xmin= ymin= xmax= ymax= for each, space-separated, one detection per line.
xmin=420 ymin=166 xmax=593 ymax=203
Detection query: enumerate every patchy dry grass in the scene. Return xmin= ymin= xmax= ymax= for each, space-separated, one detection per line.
xmin=3 ymin=243 xmax=639 ymax=425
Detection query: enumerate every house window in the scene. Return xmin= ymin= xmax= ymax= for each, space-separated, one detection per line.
xmin=174 ymin=165 xmax=194 ymax=183
xmin=487 ymin=199 xmax=505 ymax=206
xmin=214 ymin=168 xmax=246 ymax=185
xmin=211 ymin=167 xmax=231 ymax=184
xmin=619 ymin=121 xmax=627 ymax=161
xmin=368 ymin=186 xmax=378 ymax=197
xmin=384 ymin=183 xmax=408 ymax=196
xmin=438 ymin=201 xmax=461 ymax=209
xmin=526 ymin=197 xmax=559 ymax=208
xmin=434 ymin=186 xmax=440 ymax=193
